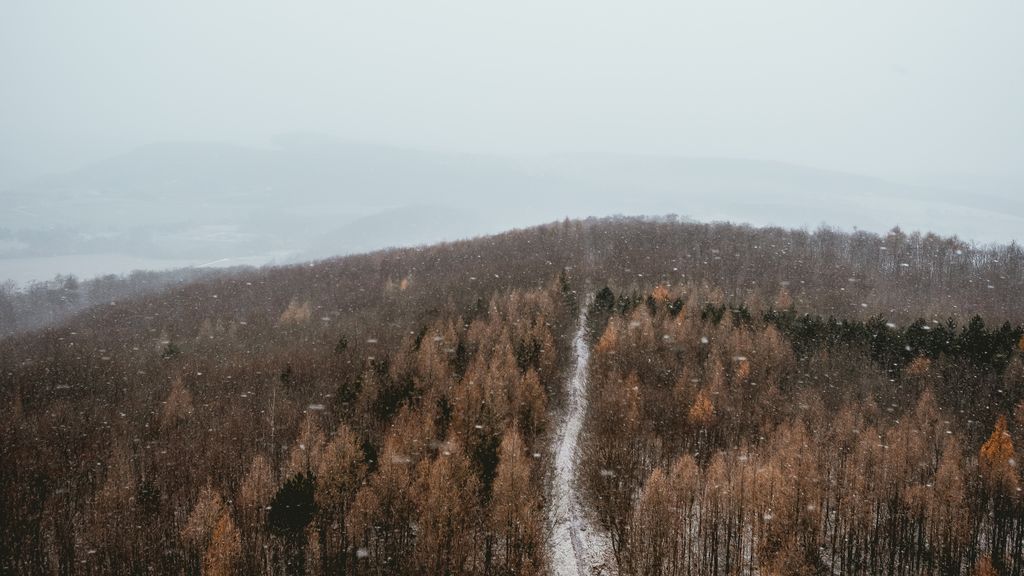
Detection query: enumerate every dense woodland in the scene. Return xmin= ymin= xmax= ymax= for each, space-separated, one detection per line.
xmin=0 ymin=268 xmax=239 ymax=339
xmin=581 ymin=286 xmax=1024 ymax=576
xmin=2 ymin=217 xmax=1024 ymax=575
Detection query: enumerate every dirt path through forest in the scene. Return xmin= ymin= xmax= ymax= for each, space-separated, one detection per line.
xmin=549 ymin=300 xmax=616 ymax=576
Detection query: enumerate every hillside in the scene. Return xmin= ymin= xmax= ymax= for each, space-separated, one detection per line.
xmin=2 ymin=217 xmax=1024 ymax=575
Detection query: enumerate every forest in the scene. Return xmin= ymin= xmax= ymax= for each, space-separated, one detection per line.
xmin=0 ymin=267 xmax=239 ymax=339
xmin=2 ymin=216 xmax=1024 ymax=575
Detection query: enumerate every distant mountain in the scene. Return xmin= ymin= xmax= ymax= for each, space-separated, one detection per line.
xmin=309 ymin=204 xmax=497 ymax=258
xmin=531 ymin=154 xmax=1024 ymax=241
xmin=1 ymin=136 xmax=1020 ymax=284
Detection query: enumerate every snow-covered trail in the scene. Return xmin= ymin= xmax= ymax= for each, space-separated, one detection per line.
xmin=549 ymin=299 xmax=616 ymax=576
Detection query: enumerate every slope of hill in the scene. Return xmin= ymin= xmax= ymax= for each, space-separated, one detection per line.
xmin=2 ymin=217 xmax=1024 ymax=575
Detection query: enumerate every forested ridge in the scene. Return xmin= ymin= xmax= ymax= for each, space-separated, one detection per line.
xmin=0 ymin=267 xmax=241 ymax=339
xmin=2 ymin=217 xmax=1024 ymax=575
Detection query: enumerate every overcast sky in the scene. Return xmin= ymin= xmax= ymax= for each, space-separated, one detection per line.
xmin=2 ymin=0 xmax=1023 ymax=186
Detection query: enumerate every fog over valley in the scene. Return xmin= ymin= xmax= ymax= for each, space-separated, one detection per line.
xmin=3 ymin=135 xmax=1022 ymax=286
xmin=3 ymin=0 xmax=1023 ymax=285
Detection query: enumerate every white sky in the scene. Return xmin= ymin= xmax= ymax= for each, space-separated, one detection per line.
xmin=2 ymin=0 xmax=1023 ymax=184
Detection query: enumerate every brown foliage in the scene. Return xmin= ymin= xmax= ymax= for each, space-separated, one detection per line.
xmin=412 ymin=441 xmax=480 ymax=574
xmin=979 ymin=415 xmax=1019 ymax=495
xmin=182 ymin=485 xmax=226 ymax=550
xmin=905 ymin=356 xmax=932 ymax=378
xmin=490 ymin=426 xmax=543 ymax=575
xmin=203 ymin=512 xmax=242 ymax=576
xmin=688 ymin=389 xmax=715 ymax=429
xmin=278 ymin=298 xmax=312 ymax=324
xmin=160 ymin=376 xmax=194 ymax=430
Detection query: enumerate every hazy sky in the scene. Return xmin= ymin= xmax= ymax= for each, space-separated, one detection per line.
xmin=2 ymin=0 xmax=1023 ymax=184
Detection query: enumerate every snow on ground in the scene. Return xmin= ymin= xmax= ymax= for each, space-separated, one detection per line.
xmin=549 ymin=300 xmax=617 ymax=576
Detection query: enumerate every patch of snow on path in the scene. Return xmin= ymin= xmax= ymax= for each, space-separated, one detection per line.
xmin=549 ymin=300 xmax=616 ymax=576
